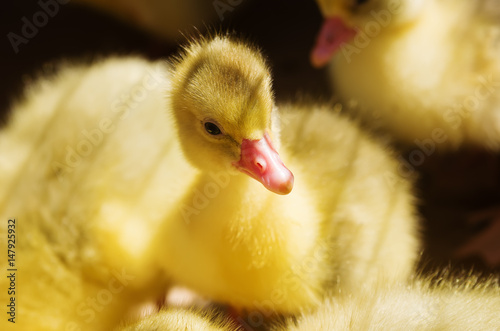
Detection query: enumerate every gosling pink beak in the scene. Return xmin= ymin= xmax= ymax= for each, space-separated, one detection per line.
xmin=233 ymin=132 xmax=294 ymax=195
xmin=311 ymin=16 xmax=357 ymax=68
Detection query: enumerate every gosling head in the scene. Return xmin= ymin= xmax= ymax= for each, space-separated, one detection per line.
xmin=311 ymin=0 xmax=426 ymax=67
xmin=170 ymin=35 xmax=294 ymax=195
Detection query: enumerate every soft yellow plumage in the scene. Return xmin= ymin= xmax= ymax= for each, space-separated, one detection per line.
xmin=118 ymin=307 xmax=236 ymax=331
xmin=279 ymin=272 xmax=500 ymax=331
xmin=1 ymin=57 xmax=176 ymax=330
xmin=312 ymin=0 xmax=500 ymax=268
xmin=314 ymin=0 xmax=500 ymax=150
xmin=0 ymin=35 xmax=418 ymax=330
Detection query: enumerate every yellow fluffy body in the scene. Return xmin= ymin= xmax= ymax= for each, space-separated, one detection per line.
xmin=118 ymin=307 xmax=236 ymax=331
xmin=0 ymin=57 xmax=179 ymax=330
xmin=321 ymin=0 xmax=500 ymax=149
xmin=281 ymin=273 xmax=500 ymax=330
xmin=0 ymin=36 xmax=418 ymax=329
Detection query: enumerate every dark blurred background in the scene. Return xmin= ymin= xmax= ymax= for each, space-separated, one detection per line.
xmin=1 ymin=0 xmax=499 ymax=275
xmin=0 ymin=0 xmax=330 ymax=122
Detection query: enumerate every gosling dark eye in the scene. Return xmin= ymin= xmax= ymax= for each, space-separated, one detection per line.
xmin=355 ymin=0 xmax=369 ymax=5
xmin=204 ymin=122 xmax=222 ymax=135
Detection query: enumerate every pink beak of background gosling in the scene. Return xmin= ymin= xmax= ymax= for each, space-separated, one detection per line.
xmin=311 ymin=16 xmax=357 ymax=68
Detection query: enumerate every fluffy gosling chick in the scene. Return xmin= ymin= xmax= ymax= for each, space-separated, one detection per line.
xmin=312 ymin=0 xmax=500 ymax=149
xmin=158 ymin=35 xmax=419 ymax=317
xmin=0 ymin=57 xmax=176 ymax=330
xmin=312 ymin=0 xmax=500 ymax=267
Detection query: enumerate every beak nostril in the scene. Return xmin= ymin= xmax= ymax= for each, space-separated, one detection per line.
xmin=237 ymin=134 xmax=293 ymax=194
xmin=254 ymin=158 xmax=266 ymax=172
